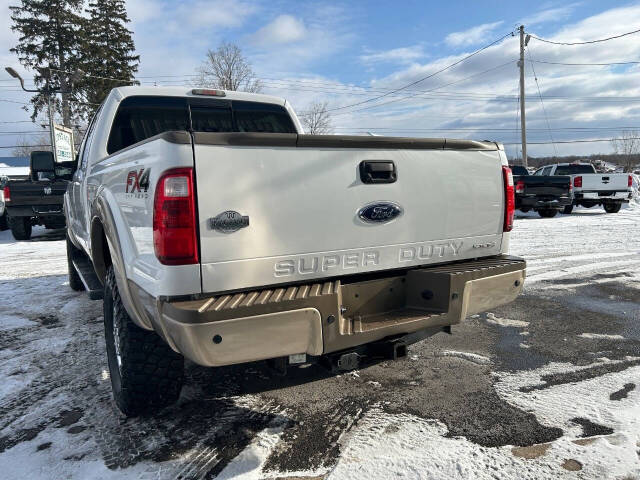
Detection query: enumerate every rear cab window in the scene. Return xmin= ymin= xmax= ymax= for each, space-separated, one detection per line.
xmin=554 ymin=164 xmax=597 ymax=175
xmin=510 ymin=166 xmax=528 ymax=176
xmin=107 ymin=96 xmax=296 ymax=154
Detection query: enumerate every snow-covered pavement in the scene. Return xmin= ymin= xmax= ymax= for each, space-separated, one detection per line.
xmin=0 ymin=205 xmax=639 ymax=479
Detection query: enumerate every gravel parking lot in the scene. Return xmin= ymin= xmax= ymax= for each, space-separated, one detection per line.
xmin=0 ymin=205 xmax=639 ymax=479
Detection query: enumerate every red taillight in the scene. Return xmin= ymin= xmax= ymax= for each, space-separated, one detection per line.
xmin=574 ymin=176 xmax=582 ymax=188
xmin=629 ymin=175 xmax=633 ymax=188
xmin=502 ymin=166 xmax=515 ymax=232
xmin=2 ymin=186 xmax=10 ymax=202
xmin=153 ymin=167 xmax=199 ymax=265
xmin=515 ymin=179 xmax=525 ymax=194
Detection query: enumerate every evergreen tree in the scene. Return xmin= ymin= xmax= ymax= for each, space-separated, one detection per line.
xmin=81 ymin=0 xmax=139 ymax=116
xmin=10 ymin=0 xmax=84 ymax=126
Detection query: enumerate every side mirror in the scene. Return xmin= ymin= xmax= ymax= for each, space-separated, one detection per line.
xmin=30 ymin=151 xmax=55 ymax=181
xmin=54 ymin=159 xmax=78 ymax=181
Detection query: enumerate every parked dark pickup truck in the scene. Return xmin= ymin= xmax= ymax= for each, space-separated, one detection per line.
xmin=511 ymin=165 xmax=572 ymax=218
xmin=2 ymin=151 xmax=74 ymax=240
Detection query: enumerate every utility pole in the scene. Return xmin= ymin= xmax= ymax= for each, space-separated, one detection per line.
xmin=46 ymin=81 xmax=56 ymax=155
xmin=518 ymin=25 xmax=528 ymax=167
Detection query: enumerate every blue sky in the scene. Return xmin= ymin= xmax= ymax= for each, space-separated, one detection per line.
xmin=2 ymin=0 xmax=640 ymax=158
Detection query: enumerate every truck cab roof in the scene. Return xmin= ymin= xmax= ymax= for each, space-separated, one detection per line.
xmin=108 ymin=86 xmax=288 ymax=107
xmin=553 ymin=162 xmax=591 ymax=167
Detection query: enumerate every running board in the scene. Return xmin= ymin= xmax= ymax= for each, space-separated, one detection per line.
xmin=72 ymin=255 xmax=104 ymax=300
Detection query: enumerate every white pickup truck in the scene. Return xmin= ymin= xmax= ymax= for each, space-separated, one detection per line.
xmin=65 ymin=86 xmax=526 ymax=416
xmin=534 ymin=162 xmax=633 ymax=213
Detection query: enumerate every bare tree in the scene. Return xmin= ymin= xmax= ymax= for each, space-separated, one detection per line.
xmin=195 ymin=42 xmax=262 ymax=92
xmin=300 ymin=101 xmax=333 ymax=134
xmin=611 ymin=130 xmax=640 ymax=172
xmin=11 ymin=133 xmax=52 ymax=157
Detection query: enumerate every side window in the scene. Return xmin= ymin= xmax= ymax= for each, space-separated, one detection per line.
xmin=78 ymin=104 xmax=104 ymax=173
xmin=542 ymin=166 xmax=553 ymax=176
xmin=533 ymin=168 xmax=543 ymax=176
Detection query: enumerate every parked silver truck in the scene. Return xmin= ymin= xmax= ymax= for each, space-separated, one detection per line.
xmin=65 ymin=87 xmax=526 ymax=416
xmin=534 ymin=162 xmax=633 ymax=213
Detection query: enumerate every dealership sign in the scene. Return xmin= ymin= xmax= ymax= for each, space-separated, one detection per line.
xmin=54 ymin=124 xmax=75 ymax=162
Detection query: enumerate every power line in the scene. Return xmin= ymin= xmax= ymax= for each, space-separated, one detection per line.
xmin=503 ymin=137 xmax=639 ymax=145
xmin=327 ymin=61 xmax=518 ymax=116
xmin=325 ymin=31 xmax=515 ymax=113
xmin=527 ymin=27 xmax=640 ymax=45
xmin=0 ymin=99 xmax=29 ymax=104
xmin=0 ymin=144 xmax=51 ymax=149
xmin=330 ymin=126 xmax=640 ymax=131
xmin=530 ymin=59 xmax=640 ymax=66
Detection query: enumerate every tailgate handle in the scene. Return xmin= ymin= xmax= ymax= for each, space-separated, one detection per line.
xmin=359 ymin=160 xmax=397 ymax=184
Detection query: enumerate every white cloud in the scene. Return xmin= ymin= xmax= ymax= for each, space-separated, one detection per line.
xmin=360 ymin=45 xmax=426 ymax=65
xmin=445 ymin=21 xmax=504 ymax=47
xmin=247 ymin=6 xmax=354 ymax=76
xmin=177 ymin=0 xmax=258 ymax=29
xmin=250 ymin=15 xmax=307 ymax=46
xmin=520 ymin=4 xmax=578 ymax=26
xmin=128 ymin=0 xmax=258 ymax=30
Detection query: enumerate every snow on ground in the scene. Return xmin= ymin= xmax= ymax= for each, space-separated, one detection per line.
xmin=512 ymin=204 xmax=640 ymax=291
xmin=485 ymin=312 xmax=529 ymax=328
xmin=323 ymin=360 xmax=640 ymax=480
xmin=579 ymin=333 xmax=626 ymax=341
xmin=0 ymin=166 xmax=30 ymax=177
xmin=0 ymin=203 xmax=639 ymax=479
xmin=494 ymin=361 xmax=640 ymax=479
xmin=436 ymin=350 xmax=492 ymax=365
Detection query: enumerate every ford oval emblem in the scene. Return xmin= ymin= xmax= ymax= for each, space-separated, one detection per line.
xmin=358 ymin=202 xmax=403 ymax=224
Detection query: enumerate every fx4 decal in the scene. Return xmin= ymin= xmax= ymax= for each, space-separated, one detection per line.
xmin=125 ymin=169 xmax=150 ymax=197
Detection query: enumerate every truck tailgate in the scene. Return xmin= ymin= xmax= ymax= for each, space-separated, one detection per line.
xmin=581 ymin=174 xmax=628 ymax=190
xmin=521 ymin=175 xmax=571 ymax=196
xmin=193 ymin=134 xmax=505 ymax=292
xmin=5 ymin=180 xmax=67 ymax=206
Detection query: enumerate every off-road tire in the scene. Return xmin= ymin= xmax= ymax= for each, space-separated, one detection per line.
xmin=603 ymin=203 xmax=622 ymax=214
xmin=538 ymin=209 xmax=558 ymax=218
xmin=9 ymin=216 xmax=32 ymax=240
xmin=104 ymin=266 xmax=184 ymax=416
xmin=0 ymin=212 xmax=7 ymax=231
xmin=66 ymin=233 xmax=85 ymax=291
xmin=562 ymin=205 xmax=574 ymax=215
